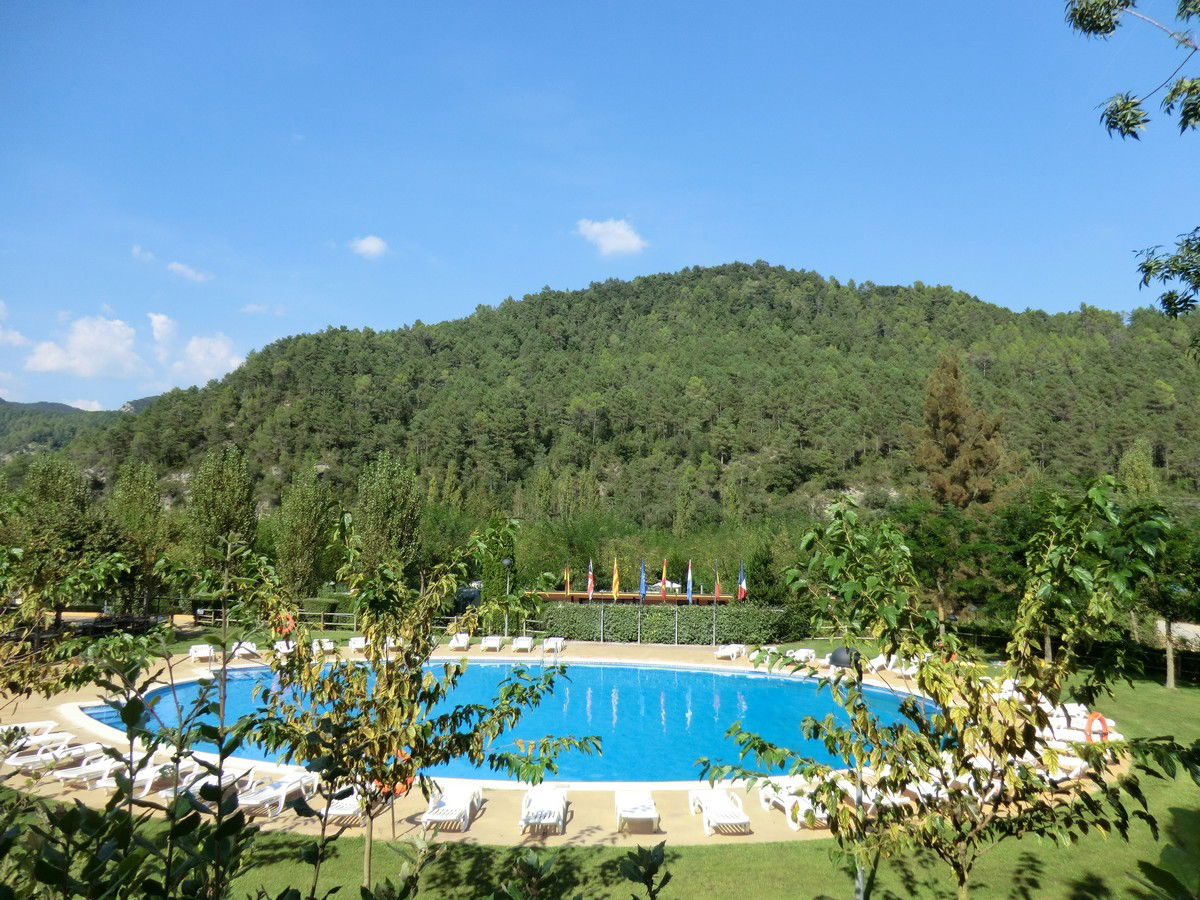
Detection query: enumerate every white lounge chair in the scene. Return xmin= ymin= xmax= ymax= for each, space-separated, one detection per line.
xmin=420 ymin=782 xmax=483 ymax=831
xmin=481 ymin=635 xmax=503 ymax=652
xmin=688 ymin=788 xmax=751 ymax=836
xmin=272 ymin=640 xmax=296 ymax=656
xmin=49 ymin=748 xmax=127 ymax=789
xmin=188 ymin=644 xmax=215 ymax=663
xmin=238 ymin=772 xmax=318 ymax=818
xmin=543 ymin=636 xmax=566 ymax=654
xmin=512 ymin=635 xmax=535 ymax=652
xmin=866 ymin=653 xmax=897 ymax=674
xmin=348 ymin=636 xmax=368 ymax=653
xmin=5 ymin=737 xmax=96 ymax=771
xmin=519 ymin=785 xmax=568 ymax=834
xmin=312 ymin=638 xmax=335 ymax=655
xmin=785 ymin=648 xmax=816 ymax=664
xmin=158 ymin=763 xmax=256 ymax=805
xmin=325 ymin=786 xmax=390 ymax=825
xmin=448 ymin=632 xmax=470 ymax=651
xmin=231 ymin=641 xmax=258 ymax=658
xmin=615 ymin=790 xmax=660 ymax=833
xmin=714 ymin=644 xmax=746 ymax=660
xmin=98 ymin=756 xmax=199 ymax=798
xmin=3 ymin=732 xmax=74 ymax=764
xmin=384 ymin=636 xmax=400 ymax=651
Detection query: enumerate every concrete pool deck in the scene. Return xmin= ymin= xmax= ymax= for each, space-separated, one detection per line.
xmin=5 ymin=640 xmax=924 ymax=847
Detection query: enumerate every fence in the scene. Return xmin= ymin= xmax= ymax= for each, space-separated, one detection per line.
xmin=193 ymin=607 xmax=356 ymax=632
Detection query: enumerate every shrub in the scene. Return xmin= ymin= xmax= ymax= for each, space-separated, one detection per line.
xmin=539 ymin=603 xmax=792 ymax=645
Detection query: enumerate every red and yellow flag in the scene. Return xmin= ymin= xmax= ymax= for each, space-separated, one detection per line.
xmin=611 ymin=558 xmax=620 ymax=599
xmin=661 ymin=559 xmax=668 ymax=599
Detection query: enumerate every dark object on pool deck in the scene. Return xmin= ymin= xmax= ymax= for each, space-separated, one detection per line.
xmin=830 ymin=646 xmax=860 ymax=668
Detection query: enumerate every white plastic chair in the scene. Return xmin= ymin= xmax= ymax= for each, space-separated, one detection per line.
xmin=688 ymin=788 xmax=751 ymax=836
xmin=347 ymin=636 xmax=368 ymax=653
xmin=231 ymin=642 xmax=258 ymax=658
xmin=272 ymin=640 xmax=296 ymax=656
xmin=237 ymin=772 xmax=318 ymax=818
xmin=448 ymin=633 xmax=470 ymax=651
xmin=512 ymin=636 xmax=534 ymax=652
xmin=519 ymin=785 xmax=567 ymax=834
xmin=481 ymin=635 xmax=503 ymax=652
xmin=543 ymin=636 xmax=566 ymax=654
xmin=714 ymin=644 xmax=746 ymax=660
xmin=615 ymin=790 xmax=660 ymax=833
xmin=312 ymin=638 xmax=335 ymax=655
xmin=188 ymin=644 xmax=215 ymax=663
xmin=420 ymin=782 xmax=483 ymax=831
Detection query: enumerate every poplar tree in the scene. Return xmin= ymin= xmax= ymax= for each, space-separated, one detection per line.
xmin=108 ymin=462 xmax=171 ymax=614
xmin=352 ymin=451 xmax=422 ymax=573
xmin=275 ymin=465 xmax=335 ymax=599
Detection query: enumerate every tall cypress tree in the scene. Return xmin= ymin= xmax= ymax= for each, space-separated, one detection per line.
xmin=911 ymin=354 xmax=1004 ymax=510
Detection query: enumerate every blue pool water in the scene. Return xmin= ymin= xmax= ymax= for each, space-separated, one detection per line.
xmin=83 ymin=662 xmax=918 ymax=782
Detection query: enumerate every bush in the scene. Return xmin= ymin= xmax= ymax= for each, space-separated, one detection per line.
xmin=539 ymin=603 xmax=793 ymax=645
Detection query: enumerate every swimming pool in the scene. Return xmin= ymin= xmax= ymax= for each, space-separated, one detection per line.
xmin=82 ymin=661 xmax=919 ymax=784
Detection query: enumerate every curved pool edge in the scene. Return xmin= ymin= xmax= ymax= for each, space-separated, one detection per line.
xmin=64 ymin=652 xmax=926 ymax=792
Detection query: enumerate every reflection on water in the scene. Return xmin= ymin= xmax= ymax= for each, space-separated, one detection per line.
xmin=585 ymin=686 xmax=592 ymax=725
xmin=611 ymin=687 xmax=618 ymax=730
xmin=685 ymin=687 xmax=693 ymax=732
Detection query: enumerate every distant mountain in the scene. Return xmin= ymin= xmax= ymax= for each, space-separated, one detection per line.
xmin=0 ymin=398 xmax=121 ymax=458
xmin=57 ymin=262 xmax=1200 ymax=527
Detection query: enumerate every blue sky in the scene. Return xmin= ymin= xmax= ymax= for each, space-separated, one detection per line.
xmin=0 ymin=1 xmax=1196 ymax=409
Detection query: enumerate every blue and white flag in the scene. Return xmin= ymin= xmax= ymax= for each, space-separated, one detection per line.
xmin=639 ymin=560 xmax=647 ymax=603
xmin=686 ymin=559 xmax=693 ymax=605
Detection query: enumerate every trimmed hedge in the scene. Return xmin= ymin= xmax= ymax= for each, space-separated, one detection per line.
xmin=539 ymin=603 xmax=791 ymax=645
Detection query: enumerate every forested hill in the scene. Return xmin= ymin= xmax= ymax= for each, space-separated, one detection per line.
xmin=0 ymin=399 xmax=118 ymax=459
xmin=64 ymin=262 xmax=1200 ymax=526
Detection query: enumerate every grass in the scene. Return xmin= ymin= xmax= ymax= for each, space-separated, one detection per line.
xmin=222 ymin=666 xmax=1200 ymax=899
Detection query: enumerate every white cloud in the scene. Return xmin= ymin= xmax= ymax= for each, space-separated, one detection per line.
xmin=575 ymin=218 xmax=647 ymax=256
xmin=348 ymin=235 xmax=388 ymax=259
xmin=166 ymin=261 xmax=213 ymax=283
xmin=131 ymin=244 xmax=156 ymax=262
xmin=25 ymin=316 xmax=146 ymax=378
xmin=0 ymin=300 xmax=27 ymax=346
xmin=66 ymin=399 xmax=104 ymax=412
xmin=147 ymin=312 xmax=177 ymax=363
xmin=240 ymin=303 xmax=286 ymax=316
xmin=170 ymin=333 xmax=243 ymax=382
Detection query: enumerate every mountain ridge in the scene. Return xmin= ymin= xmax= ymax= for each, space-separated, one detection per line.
xmin=13 ymin=261 xmax=1198 ymax=527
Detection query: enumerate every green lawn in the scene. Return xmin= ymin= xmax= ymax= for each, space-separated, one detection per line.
xmin=225 ymin=671 xmax=1200 ymax=899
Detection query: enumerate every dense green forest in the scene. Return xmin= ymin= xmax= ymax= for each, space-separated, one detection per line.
xmin=0 ymin=399 xmax=117 ymax=458
xmin=43 ymin=262 xmax=1196 ymax=530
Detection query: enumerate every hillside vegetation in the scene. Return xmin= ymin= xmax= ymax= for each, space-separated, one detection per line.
xmin=57 ymin=262 xmax=1199 ymax=527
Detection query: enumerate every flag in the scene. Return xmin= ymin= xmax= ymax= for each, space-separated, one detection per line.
xmin=612 ymin=558 xmax=620 ymax=600
xmin=587 ymin=559 xmax=594 ymax=600
xmin=661 ymin=559 xmax=668 ymax=600
xmin=686 ymin=559 xmax=693 ymax=605
xmin=639 ymin=560 xmax=647 ymax=603
xmin=564 ymin=564 xmax=571 ymax=594
xmin=737 ymin=561 xmax=747 ymax=601
xmin=714 ymin=562 xmax=721 ymax=604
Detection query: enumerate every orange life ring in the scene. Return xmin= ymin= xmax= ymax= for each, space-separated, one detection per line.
xmin=1085 ymin=711 xmax=1109 ymax=743
xmin=279 ymin=614 xmax=296 ymax=635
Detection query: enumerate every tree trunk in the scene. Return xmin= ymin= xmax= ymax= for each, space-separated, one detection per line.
xmin=362 ymin=811 xmax=374 ymax=889
xmin=1043 ymin=625 xmax=1052 ymax=663
xmin=936 ymin=588 xmax=947 ymax=641
xmin=1165 ymin=620 xmax=1176 ymax=690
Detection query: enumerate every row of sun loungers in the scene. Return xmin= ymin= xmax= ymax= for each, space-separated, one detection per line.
xmin=187 ymin=635 xmax=569 ymax=662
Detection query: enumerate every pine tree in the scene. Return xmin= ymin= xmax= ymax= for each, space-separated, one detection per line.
xmin=276 ymin=464 xmax=335 ymax=599
xmin=911 ymin=354 xmax=1004 ymax=510
xmin=353 ymin=451 xmax=422 ymax=573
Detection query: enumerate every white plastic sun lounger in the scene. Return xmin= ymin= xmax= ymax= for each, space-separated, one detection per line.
xmin=231 ymin=641 xmax=258 ymax=658
xmin=785 ymin=648 xmax=816 ymax=664
xmin=448 ymin=632 xmax=471 ymax=651
xmin=420 ymin=782 xmax=483 ymax=831
xmin=543 ymin=636 xmax=566 ymax=654
xmin=158 ymin=763 xmax=256 ymax=805
xmin=759 ymin=777 xmax=830 ymax=830
xmin=481 ymin=635 xmax=503 ymax=652
xmin=866 ymin=653 xmax=897 ymax=674
xmin=188 ymin=644 xmax=215 ymax=663
xmin=98 ymin=756 xmax=200 ymax=798
xmin=325 ymin=787 xmax=391 ymax=824
xmin=512 ymin=635 xmax=535 ymax=652
xmin=237 ymin=772 xmax=318 ymax=818
xmin=273 ymin=640 xmax=296 ymax=656
xmin=615 ymin=790 xmax=660 ymax=833
xmin=3 ymin=732 xmax=74 ymax=764
xmin=519 ymin=785 xmax=568 ymax=834
xmin=689 ymin=788 xmax=751 ymax=836
xmin=312 ymin=638 xmax=335 ymax=655
xmin=714 ymin=644 xmax=746 ymax=660
xmin=6 ymin=738 xmax=97 ymax=771
xmin=50 ymin=749 xmax=142 ymax=789
xmin=347 ymin=636 xmax=368 ymax=652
